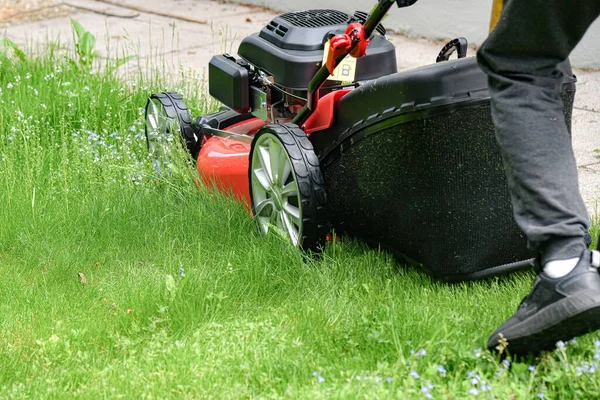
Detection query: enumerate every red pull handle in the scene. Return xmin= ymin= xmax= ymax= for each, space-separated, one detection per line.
xmin=326 ymin=35 xmax=352 ymax=74
xmin=325 ymin=22 xmax=370 ymax=74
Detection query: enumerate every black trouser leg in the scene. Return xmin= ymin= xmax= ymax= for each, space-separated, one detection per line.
xmin=477 ymin=0 xmax=600 ymax=265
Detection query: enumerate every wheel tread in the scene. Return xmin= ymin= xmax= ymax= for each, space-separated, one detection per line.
xmin=146 ymin=92 xmax=197 ymax=159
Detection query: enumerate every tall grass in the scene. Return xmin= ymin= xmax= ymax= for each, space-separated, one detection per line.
xmin=1 ymin=25 xmax=600 ymax=399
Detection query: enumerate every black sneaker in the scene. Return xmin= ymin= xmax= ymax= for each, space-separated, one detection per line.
xmin=488 ymin=249 xmax=600 ymax=356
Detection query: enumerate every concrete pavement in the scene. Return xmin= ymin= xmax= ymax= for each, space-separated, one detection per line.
xmin=2 ymin=0 xmax=600 ymax=213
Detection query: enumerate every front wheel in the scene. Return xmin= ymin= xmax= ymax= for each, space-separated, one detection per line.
xmin=249 ymin=123 xmax=329 ymax=252
xmin=144 ymin=92 xmax=197 ymax=168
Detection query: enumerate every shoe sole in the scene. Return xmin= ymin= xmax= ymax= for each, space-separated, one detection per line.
xmin=490 ymin=290 xmax=600 ymax=355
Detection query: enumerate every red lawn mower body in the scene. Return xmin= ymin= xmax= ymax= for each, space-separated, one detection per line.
xmin=197 ymin=89 xmax=350 ymax=205
xmin=197 ymin=118 xmax=262 ymax=205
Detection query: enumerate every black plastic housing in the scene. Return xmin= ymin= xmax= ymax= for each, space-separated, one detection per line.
xmin=208 ymin=55 xmax=251 ymax=113
xmin=238 ymin=10 xmax=398 ymax=89
xmin=312 ymin=57 xmax=576 ymax=281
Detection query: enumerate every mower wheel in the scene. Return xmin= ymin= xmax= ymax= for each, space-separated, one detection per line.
xmin=145 ymin=92 xmax=197 ymax=166
xmin=249 ymin=123 xmax=328 ymax=252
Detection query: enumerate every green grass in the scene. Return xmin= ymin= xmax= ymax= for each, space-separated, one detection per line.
xmin=1 ymin=33 xmax=600 ymax=399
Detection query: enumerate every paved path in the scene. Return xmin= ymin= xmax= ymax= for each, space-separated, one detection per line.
xmin=2 ymin=0 xmax=600 ymax=214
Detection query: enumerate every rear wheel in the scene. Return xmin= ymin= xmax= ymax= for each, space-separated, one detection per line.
xmin=249 ymin=123 xmax=328 ymax=252
xmin=144 ymin=92 xmax=197 ymax=170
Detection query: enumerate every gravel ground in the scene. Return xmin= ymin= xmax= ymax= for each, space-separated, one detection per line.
xmin=0 ymin=0 xmax=73 ymax=27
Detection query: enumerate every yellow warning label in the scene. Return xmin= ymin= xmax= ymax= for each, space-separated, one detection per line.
xmin=322 ymin=40 xmax=358 ymax=83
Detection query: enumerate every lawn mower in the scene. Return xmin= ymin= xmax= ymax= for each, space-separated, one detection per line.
xmin=144 ymin=0 xmax=578 ymax=281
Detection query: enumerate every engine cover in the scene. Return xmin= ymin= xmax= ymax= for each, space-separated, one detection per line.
xmin=238 ymin=9 xmax=398 ymax=90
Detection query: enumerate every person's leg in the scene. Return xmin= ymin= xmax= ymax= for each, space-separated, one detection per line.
xmin=477 ymin=0 xmax=600 ymax=355
xmin=478 ymin=0 xmax=600 ymax=266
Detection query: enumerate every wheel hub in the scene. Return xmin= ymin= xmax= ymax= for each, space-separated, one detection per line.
xmin=271 ymin=187 xmax=283 ymax=210
xmin=250 ymin=133 xmax=303 ymax=246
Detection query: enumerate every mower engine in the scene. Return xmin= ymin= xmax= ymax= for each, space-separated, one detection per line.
xmin=208 ymin=9 xmax=398 ymax=123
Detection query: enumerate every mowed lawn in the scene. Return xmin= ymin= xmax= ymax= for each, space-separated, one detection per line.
xmin=1 ymin=35 xmax=600 ymax=399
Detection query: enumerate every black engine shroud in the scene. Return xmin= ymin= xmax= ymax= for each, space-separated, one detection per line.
xmin=238 ymin=9 xmax=397 ymax=90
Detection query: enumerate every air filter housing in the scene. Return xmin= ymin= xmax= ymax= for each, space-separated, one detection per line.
xmin=238 ymin=9 xmax=397 ymax=89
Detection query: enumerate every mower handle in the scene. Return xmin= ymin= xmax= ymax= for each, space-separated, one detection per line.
xmin=292 ymin=0 xmax=418 ymax=128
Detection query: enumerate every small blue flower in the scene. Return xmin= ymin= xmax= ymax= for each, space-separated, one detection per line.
xmin=576 ymin=366 xmax=584 ymax=377
xmin=528 ymin=365 xmax=535 ymax=372
xmin=474 ymin=348 xmax=482 ymax=358
xmin=317 ymin=376 xmax=325 ymax=383
xmin=87 ymin=130 xmax=99 ymax=143
xmin=471 ymin=378 xmax=479 ymax=386
xmin=312 ymin=371 xmax=318 ymax=377
xmin=570 ymin=337 xmax=577 ymax=344
xmin=421 ymin=385 xmax=432 ymax=399
xmin=468 ymin=387 xmax=479 ymax=396
xmin=556 ymin=340 xmax=566 ymax=350
xmin=537 ymin=391 xmax=544 ymax=399
xmin=386 ymin=377 xmax=392 ymax=383
xmin=416 ymin=348 xmax=427 ymax=358
xmin=595 ymin=340 xmax=600 ymax=348
xmin=501 ymin=359 xmax=511 ymax=368
xmin=437 ymin=365 xmax=447 ymax=375
xmin=410 ymin=370 xmax=420 ymax=379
